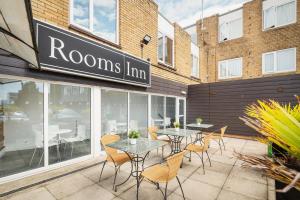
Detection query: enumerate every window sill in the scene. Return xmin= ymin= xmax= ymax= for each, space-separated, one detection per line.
xmin=218 ymin=76 xmax=242 ymax=81
xmin=263 ymin=22 xmax=297 ymax=32
xmin=69 ymin=24 xmax=121 ymax=49
xmin=158 ymin=61 xmax=176 ymax=71
xmin=218 ymin=36 xmax=243 ymax=44
xmin=262 ymin=70 xmax=297 ymax=77
xmin=190 ymin=76 xmax=201 ymax=81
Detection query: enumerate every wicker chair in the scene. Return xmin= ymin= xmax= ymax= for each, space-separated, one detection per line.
xmin=211 ymin=126 xmax=228 ymax=154
xmin=148 ymin=126 xmax=170 ymax=158
xmin=140 ymin=151 xmax=185 ymax=200
xmin=99 ymin=134 xmax=132 ymax=191
xmin=185 ymin=134 xmax=212 ymax=174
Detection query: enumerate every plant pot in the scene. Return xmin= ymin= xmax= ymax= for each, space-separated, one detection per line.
xmin=129 ymin=138 xmax=137 ymax=145
xmin=175 ymin=127 xmax=179 ymax=131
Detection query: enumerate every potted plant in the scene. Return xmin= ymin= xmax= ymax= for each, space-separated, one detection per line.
xmin=196 ymin=117 xmax=203 ymax=125
xmin=128 ymin=130 xmax=140 ymax=145
xmin=173 ymin=121 xmax=180 ymax=131
xmin=237 ymin=95 xmax=300 ymax=198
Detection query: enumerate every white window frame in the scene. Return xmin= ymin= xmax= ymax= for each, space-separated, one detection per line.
xmin=263 ymin=0 xmax=297 ymax=31
xmin=218 ymin=57 xmax=243 ymax=79
xmin=219 ymin=9 xmax=243 ymax=42
xmin=158 ymin=32 xmax=175 ymax=68
xmin=262 ymin=47 xmax=297 ymax=74
xmin=69 ymin=0 xmax=119 ymax=44
xmin=191 ymin=54 xmax=200 ymax=78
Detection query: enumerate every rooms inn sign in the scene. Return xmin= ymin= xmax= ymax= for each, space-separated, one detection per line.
xmin=34 ymin=20 xmax=151 ymax=87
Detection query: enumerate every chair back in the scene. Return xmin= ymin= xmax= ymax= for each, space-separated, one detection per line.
xmin=148 ymin=126 xmax=158 ymax=140
xmin=101 ymin=134 xmax=120 ymax=156
xmin=203 ymin=134 xmax=212 ymax=151
xmin=220 ymin=126 xmax=228 ymax=137
xmin=166 ymin=151 xmax=184 ymax=180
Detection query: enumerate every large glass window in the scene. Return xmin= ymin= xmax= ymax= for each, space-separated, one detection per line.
xmin=166 ymin=97 xmax=176 ymax=128
xmin=263 ymin=0 xmax=296 ymax=30
xmin=71 ymin=0 xmax=118 ymax=43
xmin=0 ymin=78 xmax=43 ymax=178
xmin=151 ymin=96 xmax=165 ymax=129
xmin=219 ymin=9 xmax=243 ymax=42
xmin=191 ymin=54 xmax=199 ymax=78
xmin=179 ymin=99 xmax=185 ymax=128
xmin=262 ymin=48 xmax=296 ymax=74
xmin=101 ymin=90 xmax=128 ymax=139
xmin=48 ymin=84 xmax=91 ymax=165
xmin=158 ymin=32 xmax=174 ymax=67
xmin=218 ymin=58 xmax=243 ymax=79
xmin=129 ymin=93 xmax=148 ymax=138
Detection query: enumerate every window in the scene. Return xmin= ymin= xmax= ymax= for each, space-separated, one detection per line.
xmin=185 ymin=25 xmax=197 ymax=45
xmin=262 ymin=48 xmax=296 ymax=74
xmin=158 ymin=32 xmax=174 ymax=66
xmin=219 ymin=9 xmax=243 ymax=42
xmin=263 ymin=0 xmax=296 ymax=30
xmin=71 ymin=0 xmax=118 ymax=43
xmin=218 ymin=58 xmax=243 ymax=79
xmin=191 ymin=54 xmax=199 ymax=78
xmin=151 ymin=95 xmax=165 ymax=129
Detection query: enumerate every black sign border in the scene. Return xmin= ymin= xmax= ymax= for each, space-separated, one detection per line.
xmin=35 ymin=20 xmax=151 ymax=87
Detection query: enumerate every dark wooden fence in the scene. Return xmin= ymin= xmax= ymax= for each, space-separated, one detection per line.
xmin=187 ymin=74 xmax=300 ymax=137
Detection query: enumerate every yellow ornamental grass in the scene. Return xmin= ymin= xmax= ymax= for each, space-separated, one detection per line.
xmin=240 ymin=96 xmax=300 ymax=159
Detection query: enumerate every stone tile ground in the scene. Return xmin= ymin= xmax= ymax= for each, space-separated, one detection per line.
xmin=1 ymin=137 xmax=274 ymax=200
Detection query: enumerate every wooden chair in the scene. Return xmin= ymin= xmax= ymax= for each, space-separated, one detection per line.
xmin=211 ymin=126 xmax=228 ymax=154
xmin=148 ymin=126 xmax=170 ymax=158
xmin=185 ymin=134 xmax=212 ymax=174
xmin=99 ymin=134 xmax=132 ymax=191
xmin=140 ymin=151 xmax=185 ymax=200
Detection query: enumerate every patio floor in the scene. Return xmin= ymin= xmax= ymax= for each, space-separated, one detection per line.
xmin=1 ymin=137 xmax=275 ymax=200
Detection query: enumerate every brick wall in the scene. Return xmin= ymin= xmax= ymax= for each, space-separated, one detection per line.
xmin=197 ymin=0 xmax=300 ymax=83
xmin=31 ymin=0 xmax=198 ymax=85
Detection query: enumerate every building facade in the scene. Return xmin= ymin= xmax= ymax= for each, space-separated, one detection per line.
xmin=188 ymin=0 xmax=300 ymax=83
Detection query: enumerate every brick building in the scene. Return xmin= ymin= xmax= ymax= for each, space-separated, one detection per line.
xmin=186 ymin=0 xmax=300 ymax=83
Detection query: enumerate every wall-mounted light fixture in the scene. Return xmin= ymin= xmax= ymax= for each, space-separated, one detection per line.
xmin=140 ymin=34 xmax=151 ymax=58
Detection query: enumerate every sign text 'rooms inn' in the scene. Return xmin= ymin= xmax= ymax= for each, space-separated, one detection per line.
xmin=34 ymin=20 xmax=151 ymax=87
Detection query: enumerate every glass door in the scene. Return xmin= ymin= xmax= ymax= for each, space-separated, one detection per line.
xmin=178 ymin=98 xmax=186 ymax=128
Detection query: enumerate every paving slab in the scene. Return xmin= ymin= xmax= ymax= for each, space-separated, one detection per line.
xmin=6 ymin=187 xmax=56 ymax=200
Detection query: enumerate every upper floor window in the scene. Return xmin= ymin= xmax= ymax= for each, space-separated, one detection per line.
xmin=263 ymin=0 xmax=297 ymax=30
xmin=158 ymin=14 xmax=174 ymax=67
xmin=191 ymin=42 xmax=200 ymax=78
xmin=185 ymin=25 xmax=197 ymax=45
xmin=262 ymin=48 xmax=296 ymax=74
xmin=218 ymin=57 xmax=243 ymax=79
xmin=219 ymin=9 xmax=243 ymax=42
xmin=71 ymin=0 xmax=118 ymax=43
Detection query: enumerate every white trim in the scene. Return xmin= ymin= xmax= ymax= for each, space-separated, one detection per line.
xmin=44 ymin=82 xmax=49 ymax=167
xmin=262 ymin=47 xmax=297 ymax=74
xmin=69 ymin=0 xmax=119 ymax=45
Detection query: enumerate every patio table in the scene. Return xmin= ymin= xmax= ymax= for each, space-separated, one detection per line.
xmin=107 ymin=138 xmax=167 ymax=200
xmin=186 ymin=123 xmax=214 ymax=144
xmin=156 ymin=128 xmax=198 ymax=155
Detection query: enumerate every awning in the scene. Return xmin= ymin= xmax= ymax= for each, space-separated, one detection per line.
xmin=0 ymin=0 xmax=39 ymax=68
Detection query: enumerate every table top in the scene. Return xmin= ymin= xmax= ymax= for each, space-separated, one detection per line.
xmin=106 ymin=138 xmax=167 ymax=155
xmin=156 ymin=128 xmax=198 ymax=137
xmin=186 ymin=123 xmax=214 ymax=129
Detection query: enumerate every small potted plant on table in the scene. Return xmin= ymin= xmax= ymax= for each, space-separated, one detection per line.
xmin=173 ymin=121 xmax=180 ymax=131
xmin=128 ymin=130 xmax=140 ymax=145
xmin=196 ymin=117 xmax=203 ymax=125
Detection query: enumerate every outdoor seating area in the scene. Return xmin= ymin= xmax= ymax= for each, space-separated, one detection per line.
xmin=0 ymin=128 xmax=272 ymax=200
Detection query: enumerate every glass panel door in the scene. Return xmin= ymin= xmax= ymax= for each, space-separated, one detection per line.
xmin=179 ymin=98 xmax=185 ymax=128
xmin=48 ymin=84 xmax=91 ymax=165
xmin=101 ymin=90 xmax=128 ymax=139
xmin=166 ymin=97 xmax=176 ymax=128
xmin=129 ymin=93 xmax=148 ymax=138
xmin=151 ymin=95 xmax=165 ymax=129
xmin=0 ymin=78 xmax=44 ymax=178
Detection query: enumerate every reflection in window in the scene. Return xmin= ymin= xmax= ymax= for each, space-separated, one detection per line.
xmin=158 ymin=32 xmax=173 ymax=66
xmin=179 ymin=99 xmax=185 ymax=128
xmin=71 ymin=0 xmax=117 ymax=43
xmin=101 ymin=90 xmax=128 ymax=139
xmin=0 ymin=79 xmax=43 ymax=178
xmin=151 ymin=96 xmax=165 ymax=129
xmin=166 ymin=97 xmax=176 ymax=128
xmin=48 ymin=84 xmax=91 ymax=165
xmin=130 ymin=93 xmax=148 ymax=137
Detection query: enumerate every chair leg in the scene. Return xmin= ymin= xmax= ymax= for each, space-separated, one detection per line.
xmin=38 ymin=151 xmax=44 ymax=166
xmin=99 ymin=161 xmax=107 ymax=182
xmin=164 ymin=182 xmax=168 ymax=200
xmin=221 ymin=138 xmax=225 ymax=150
xmin=162 ymin=146 xmax=164 ymax=158
xmin=70 ymin=142 xmax=74 ymax=158
xmin=29 ymin=148 xmax=37 ymax=166
xmin=176 ymin=176 xmax=185 ymax=199
xmin=201 ymin=152 xmax=205 ymax=174
xmin=218 ymin=140 xmax=222 ymax=155
xmin=205 ymin=151 xmax=211 ymax=167
xmin=113 ymin=166 xmax=119 ymax=191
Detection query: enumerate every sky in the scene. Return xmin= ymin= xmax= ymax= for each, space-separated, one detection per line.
xmin=155 ymin=0 xmax=249 ymax=27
